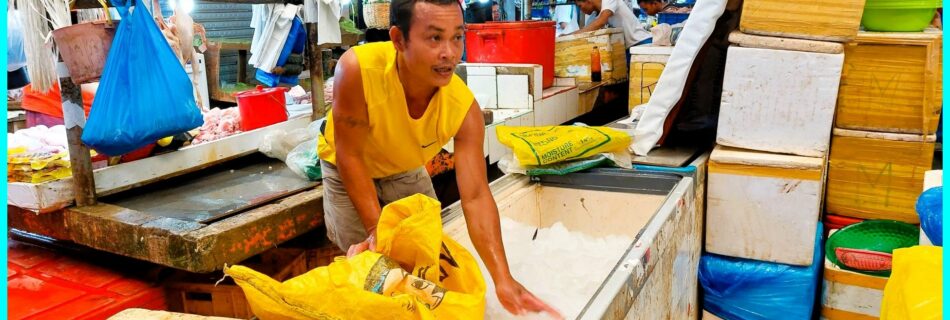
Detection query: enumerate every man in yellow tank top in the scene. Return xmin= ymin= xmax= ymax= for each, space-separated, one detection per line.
xmin=317 ymin=0 xmax=560 ymax=317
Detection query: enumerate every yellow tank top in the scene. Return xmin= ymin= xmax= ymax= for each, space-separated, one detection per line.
xmin=317 ymin=42 xmax=474 ymax=178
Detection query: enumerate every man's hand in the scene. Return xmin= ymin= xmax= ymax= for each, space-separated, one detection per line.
xmin=346 ymin=232 xmax=377 ymax=257
xmin=496 ymin=279 xmax=563 ymax=319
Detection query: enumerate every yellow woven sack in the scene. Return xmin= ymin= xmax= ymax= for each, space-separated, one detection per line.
xmin=224 ymin=194 xmax=486 ymax=320
xmin=496 ymin=126 xmax=632 ymax=166
xmin=881 ymin=246 xmax=942 ymax=320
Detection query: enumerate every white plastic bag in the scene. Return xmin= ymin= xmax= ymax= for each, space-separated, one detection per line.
xmin=286 ymin=139 xmax=321 ymax=181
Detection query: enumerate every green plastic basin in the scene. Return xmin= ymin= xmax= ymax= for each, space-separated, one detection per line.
xmin=862 ymin=7 xmax=938 ymax=32
xmin=826 ymin=220 xmax=919 ymax=276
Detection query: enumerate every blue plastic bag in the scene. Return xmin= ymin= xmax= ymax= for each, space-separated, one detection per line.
xmin=256 ymin=17 xmax=307 ymax=87
xmin=7 ymin=9 xmax=27 ymax=72
xmin=700 ymin=224 xmax=823 ymax=320
xmin=81 ymin=0 xmax=203 ymax=156
xmin=916 ymin=186 xmax=942 ymax=245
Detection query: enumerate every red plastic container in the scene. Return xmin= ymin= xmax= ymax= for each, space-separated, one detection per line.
xmin=235 ymin=85 xmax=289 ymax=131
xmin=465 ymin=21 xmax=556 ymax=88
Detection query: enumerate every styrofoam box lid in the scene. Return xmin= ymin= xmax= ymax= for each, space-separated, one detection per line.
xmin=630 ymin=45 xmax=675 ymax=55
xmin=710 ymin=145 xmax=824 ymax=170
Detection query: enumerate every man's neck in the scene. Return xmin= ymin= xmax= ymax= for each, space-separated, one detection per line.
xmin=395 ymin=53 xmax=439 ymax=114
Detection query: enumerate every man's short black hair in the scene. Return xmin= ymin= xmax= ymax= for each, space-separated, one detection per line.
xmin=391 ymin=0 xmax=463 ymax=37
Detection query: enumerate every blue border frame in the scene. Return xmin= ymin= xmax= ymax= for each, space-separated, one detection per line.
xmin=2 ymin=0 xmax=11 ymax=316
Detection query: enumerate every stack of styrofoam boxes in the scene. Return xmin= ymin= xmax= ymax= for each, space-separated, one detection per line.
xmin=702 ymin=1 xmax=864 ymax=315
xmin=459 ymin=63 xmax=539 ymax=164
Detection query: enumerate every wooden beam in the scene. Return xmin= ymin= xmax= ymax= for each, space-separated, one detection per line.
xmin=8 ymin=206 xmax=71 ymax=241
xmin=306 ymin=23 xmax=326 ymax=120
xmin=59 ymin=74 xmax=97 ymax=206
xmin=65 ymin=188 xmax=325 ymax=273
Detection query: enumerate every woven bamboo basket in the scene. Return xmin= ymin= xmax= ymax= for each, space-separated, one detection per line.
xmin=363 ymin=1 xmax=391 ymax=29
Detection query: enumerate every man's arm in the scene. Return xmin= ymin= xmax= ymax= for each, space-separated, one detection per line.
xmin=454 ymin=102 xmax=561 ymax=318
xmin=453 ymin=101 xmax=510 ymax=288
xmin=332 ymin=50 xmax=382 ymax=241
xmin=572 ymin=9 xmax=612 ymax=34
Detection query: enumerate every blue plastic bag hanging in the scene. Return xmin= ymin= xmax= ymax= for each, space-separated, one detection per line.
xmin=81 ymin=0 xmax=203 ymax=156
xmin=256 ymin=17 xmax=307 ymax=87
xmin=7 ymin=9 xmax=27 ymax=72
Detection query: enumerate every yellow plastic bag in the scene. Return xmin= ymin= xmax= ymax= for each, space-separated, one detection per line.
xmin=881 ymin=246 xmax=942 ymax=320
xmin=496 ymin=126 xmax=632 ymax=166
xmin=224 ymin=194 xmax=486 ymax=320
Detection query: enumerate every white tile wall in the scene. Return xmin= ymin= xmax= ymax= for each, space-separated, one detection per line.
xmin=467 ymin=75 xmax=497 ymax=109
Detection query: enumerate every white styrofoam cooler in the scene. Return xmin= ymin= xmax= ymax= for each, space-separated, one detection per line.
xmin=717 ymin=46 xmax=843 ymax=157
xmin=706 ymin=145 xmax=825 ymax=266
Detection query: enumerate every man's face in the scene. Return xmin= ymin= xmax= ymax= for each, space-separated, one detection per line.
xmin=639 ymin=1 xmax=663 ymax=15
xmin=576 ymin=0 xmax=596 ymax=15
xmin=393 ymin=2 xmax=465 ymax=87
xmin=492 ymin=4 xmax=500 ymax=20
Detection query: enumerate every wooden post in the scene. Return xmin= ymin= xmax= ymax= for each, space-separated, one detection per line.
xmin=59 ymin=65 xmax=97 ymax=206
xmin=306 ymin=23 xmax=326 ymax=120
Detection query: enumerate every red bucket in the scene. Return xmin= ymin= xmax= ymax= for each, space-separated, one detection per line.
xmin=235 ymin=85 xmax=289 ymax=131
xmin=465 ymin=21 xmax=556 ymax=88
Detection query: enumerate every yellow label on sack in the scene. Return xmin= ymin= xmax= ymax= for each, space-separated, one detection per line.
xmin=497 ymin=126 xmax=631 ymax=166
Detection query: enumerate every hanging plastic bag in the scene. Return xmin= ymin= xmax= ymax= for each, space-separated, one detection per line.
xmin=7 ymin=9 xmax=27 ymax=72
xmin=256 ymin=17 xmax=307 ymax=87
xmin=285 ymin=139 xmax=321 ymax=181
xmin=916 ymin=187 xmax=942 ymax=245
xmin=81 ymin=0 xmax=203 ymax=156
xmin=881 ymin=246 xmax=942 ymax=320
xmin=225 ymin=194 xmax=487 ymax=320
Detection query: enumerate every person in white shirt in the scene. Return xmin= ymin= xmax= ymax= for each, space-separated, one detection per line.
xmin=554 ymin=2 xmax=579 ymax=35
xmin=571 ymin=0 xmax=651 ymax=47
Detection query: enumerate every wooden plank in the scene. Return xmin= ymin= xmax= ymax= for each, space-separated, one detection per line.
xmin=729 ymin=31 xmax=845 ymax=54
xmin=65 ymin=187 xmax=324 ymax=273
xmin=739 ymin=0 xmax=864 ymax=42
xmin=8 ymin=205 xmax=71 ymax=241
xmin=8 ymin=117 xmax=311 ymax=212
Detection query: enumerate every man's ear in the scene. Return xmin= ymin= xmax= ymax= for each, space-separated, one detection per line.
xmin=390 ymin=26 xmax=406 ymax=51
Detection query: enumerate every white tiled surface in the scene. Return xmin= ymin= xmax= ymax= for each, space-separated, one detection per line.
xmin=466 ymin=66 xmax=497 ymax=76
xmin=534 ymin=86 xmax=580 ymax=126
xmin=467 ymin=75 xmax=497 ymax=109
xmin=497 ymin=74 xmax=530 ymax=109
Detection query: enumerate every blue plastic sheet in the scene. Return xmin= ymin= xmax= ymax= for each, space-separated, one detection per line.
xmin=256 ymin=17 xmax=306 ymax=87
xmin=81 ymin=0 xmax=203 ymax=156
xmin=700 ymin=224 xmax=823 ymax=320
xmin=916 ymin=186 xmax=942 ymax=245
